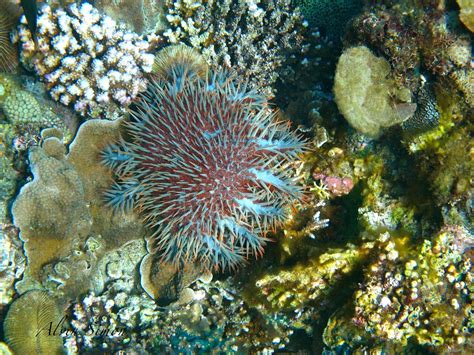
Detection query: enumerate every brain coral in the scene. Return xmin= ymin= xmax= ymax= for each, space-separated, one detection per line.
xmin=17 ymin=2 xmax=155 ymax=118
xmin=102 ymin=52 xmax=306 ymax=270
xmin=334 ymin=46 xmax=415 ymax=137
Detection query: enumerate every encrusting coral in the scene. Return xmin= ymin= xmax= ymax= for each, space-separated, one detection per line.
xmin=11 ymin=119 xmax=145 ymax=299
xmin=161 ymin=0 xmax=307 ymax=96
xmin=0 ymin=74 xmax=70 ymax=137
xmin=16 ymin=2 xmax=156 ymax=118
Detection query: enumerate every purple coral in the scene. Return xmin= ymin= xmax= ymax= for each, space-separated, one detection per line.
xmin=102 ymin=67 xmax=306 ymax=270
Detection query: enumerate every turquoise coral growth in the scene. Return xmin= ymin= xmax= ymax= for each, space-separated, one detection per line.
xmin=102 ymin=64 xmax=306 ymax=270
xmin=297 ymin=0 xmax=363 ymax=38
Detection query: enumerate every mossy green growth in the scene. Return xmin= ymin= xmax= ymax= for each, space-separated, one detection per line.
xmin=0 ymin=73 xmax=67 ymax=132
xmin=406 ymin=85 xmax=473 ymax=205
xmin=334 ymin=46 xmax=415 ymax=138
xmin=0 ymin=74 xmax=18 ymax=105
xmin=244 ymin=240 xmax=375 ymax=319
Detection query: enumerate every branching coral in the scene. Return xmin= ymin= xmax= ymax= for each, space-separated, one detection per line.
xmin=17 ymin=3 xmax=155 ymax=118
xmin=161 ymin=0 xmax=306 ymax=96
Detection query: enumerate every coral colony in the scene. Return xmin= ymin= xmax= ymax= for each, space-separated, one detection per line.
xmin=16 ymin=3 xmax=155 ymax=118
xmin=102 ymin=61 xmax=306 ymax=270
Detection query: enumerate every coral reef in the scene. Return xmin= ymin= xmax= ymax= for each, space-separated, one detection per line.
xmin=0 ymin=224 xmax=24 ymax=309
xmin=0 ymin=122 xmax=18 ymax=218
xmin=17 ymin=3 xmax=156 ymax=118
xmin=140 ymin=255 xmax=204 ymax=304
xmin=66 ymin=277 xmax=297 ymax=353
xmin=103 ymin=51 xmax=306 ymax=270
xmin=401 ymin=83 xmax=440 ymax=135
xmin=246 ymin=239 xmax=378 ymax=330
xmin=161 ymin=0 xmax=306 ymax=96
xmin=349 ymin=1 xmax=473 ymax=106
xmin=0 ymin=0 xmax=472 ymax=353
xmin=334 ymin=46 xmax=416 ymax=137
xmin=325 ymin=228 xmax=473 ymax=352
xmin=12 ymin=136 xmax=93 ymax=285
xmin=3 ymin=89 xmax=65 ymax=130
xmin=0 ymin=74 xmax=70 ymax=141
xmin=3 ymin=290 xmax=65 ymax=354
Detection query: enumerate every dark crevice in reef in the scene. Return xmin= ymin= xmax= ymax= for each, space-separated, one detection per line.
xmin=321 ymin=182 xmax=364 ymax=244
xmin=378 ymin=132 xmax=443 ymax=239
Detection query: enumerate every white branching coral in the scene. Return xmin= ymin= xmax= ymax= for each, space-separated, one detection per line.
xmin=17 ymin=3 xmax=156 ymax=118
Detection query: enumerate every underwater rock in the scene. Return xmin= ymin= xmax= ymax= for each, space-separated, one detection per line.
xmin=3 ymin=290 xmax=65 ymax=354
xmin=162 ymin=0 xmax=306 ymax=96
xmin=334 ymin=46 xmax=416 ymax=137
xmin=17 ymin=2 xmax=156 ymax=118
xmin=11 ymin=119 xmax=146 ymax=299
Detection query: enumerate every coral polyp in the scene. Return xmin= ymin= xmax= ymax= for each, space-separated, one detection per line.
xmin=103 ymin=64 xmax=306 ymax=270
